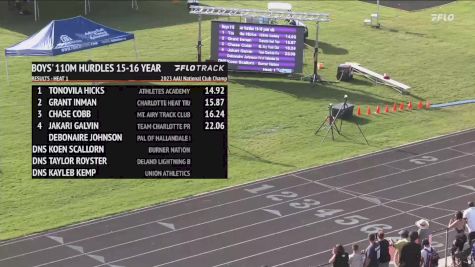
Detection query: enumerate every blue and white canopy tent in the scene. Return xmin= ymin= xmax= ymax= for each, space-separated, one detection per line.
xmin=3 ymin=16 xmax=137 ymax=83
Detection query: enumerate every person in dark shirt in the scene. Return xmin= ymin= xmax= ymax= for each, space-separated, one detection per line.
xmin=329 ymin=244 xmax=350 ymax=267
xmin=364 ymin=233 xmax=379 ymax=267
xmin=377 ymin=230 xmax=391 ymax=267
xmin=400 ymin=231 xmax=423 ymax=267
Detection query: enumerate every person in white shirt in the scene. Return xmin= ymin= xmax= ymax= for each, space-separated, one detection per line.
xmin=463 ymin=201 xmax=475 ymax=246
xmin=349 ymin=244 xmax=364 ymax=267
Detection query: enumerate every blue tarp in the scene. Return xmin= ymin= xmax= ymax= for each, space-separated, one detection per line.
xmin=5 ymin=16 xmax=134 ymax=57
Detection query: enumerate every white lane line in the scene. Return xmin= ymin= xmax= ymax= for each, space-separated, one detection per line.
xmin=46 ymin=236 xmax=64 ymax=244
xmin=458 ymin=184 xmax=475 ymax=191
xmin=308 ymin=141 xmax=475 ymax=184
xmin=157 ymin=222 xmax=175 ymax=231
xmin=272 ymin=212 xmax=457 ymax=267
xmin=318 ymin=183 xmax=457 ymax=213
xmin=88 ymin=254 xmax=105 ymax=263
xmin=262 ymin=209 xmax=282 ymax=217
xmin=448 ymin=147 xmax=475 ymax=156
xmin=279 ymin=215 xmax=457 ymax=267
xmin=2 ymin=129 xmax=473 ymax=247
xmin=382 ymin=164 xmax=406 ymax=171
xmin=25 ymin=162 xmax=475 ymax=267
xmin=1 ymin=187 xmax=338 ymax=262
xmin=81 ymin=172 xmax=475 ymax=267
xmin=292 ymin=174 xmax=448 ymax=228
xmin=213 ymin=192 xmax=475 ymax=267
xmin=66 ymin=245 xmax=84 ymax=253
xmin=0 ymin=180 xmax=312 ymax=261
xmin=48 ymin=237 xmax=113 ymax=266
xmin=7 ymin=154 xmax=473 ymax=264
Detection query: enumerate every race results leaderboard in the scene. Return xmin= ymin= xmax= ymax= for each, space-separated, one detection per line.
xmin=32 ymin=62 xmax=228 ymax=178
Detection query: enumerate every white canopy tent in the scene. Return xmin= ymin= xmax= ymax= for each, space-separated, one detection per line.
xmin=32 ymin=0 xmax=140 ymax=21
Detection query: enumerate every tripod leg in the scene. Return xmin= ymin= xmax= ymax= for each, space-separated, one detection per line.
xmin=355 ymin=122 xmax=369 ymax=145
xmin=331 ymin=125 xmax=335 ymax=140
xmin=315 ymin=118 xmax=328 ymax=135
xmin=333 ymin=119 xmax=342 ymax=135
xmin=321 ymin=121 xmax=333 ymax=143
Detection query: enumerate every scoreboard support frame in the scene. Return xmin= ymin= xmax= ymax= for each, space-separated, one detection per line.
xmin=311 ymin=22 xmax=321 ymax=84
xmin=197 ymin=14 xmax=203 ymax=62
xmin=189 ymin=5 xmax=330 ymax=73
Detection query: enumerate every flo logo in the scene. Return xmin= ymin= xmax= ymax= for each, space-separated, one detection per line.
xmin=431 ymin=13 xmax=455 ymax=22
xmin=60 ymin=35 xmax=73 ymax=43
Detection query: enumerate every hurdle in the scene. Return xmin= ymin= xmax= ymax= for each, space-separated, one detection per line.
xmin=345 ymin=62 xmax=411 ymax=94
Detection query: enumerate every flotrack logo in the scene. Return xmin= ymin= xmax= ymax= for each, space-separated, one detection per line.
xmin=431 ymin=13 xmax=455 ymax=22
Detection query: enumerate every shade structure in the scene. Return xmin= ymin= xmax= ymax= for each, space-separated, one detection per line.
xmin=3 ymin=16 xmax=137 ymax=83
xmin=5 ymin=16 xmax=135 ymax=57
xmin=33 ymin=0 xmax=139 ymax=21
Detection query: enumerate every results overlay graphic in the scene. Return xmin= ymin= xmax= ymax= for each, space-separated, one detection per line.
xmin=32 ymin=62 xmax=228 ymax=178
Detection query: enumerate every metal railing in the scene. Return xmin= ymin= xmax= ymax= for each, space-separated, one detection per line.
xmin=311 ymin=226 xmax=456 ymax=267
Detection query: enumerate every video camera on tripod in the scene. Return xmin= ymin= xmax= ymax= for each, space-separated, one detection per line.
xmin=315 ymin=95 xmax=369 ymax=144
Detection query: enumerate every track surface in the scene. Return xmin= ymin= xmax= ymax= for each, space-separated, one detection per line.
xmin=2 ymin=129 xmax=475 ymax=267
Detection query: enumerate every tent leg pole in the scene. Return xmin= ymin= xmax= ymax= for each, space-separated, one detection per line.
xmin=377 ymin=0 xmax=380 ymax=26
xmin=6 ymin=57 xmax=10 ymax=85
xmin=34 ymin=0 xmax=40 ymax=22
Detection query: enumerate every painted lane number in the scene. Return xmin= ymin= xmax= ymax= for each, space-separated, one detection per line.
xmin=335 ymin=215 xmax=369 ymax=225
xmin=245 ymin=184 xmax=274 ymax=194
xmin=361 ymin=223 xmax=392 ymax=234
xmin=315 ymin=209 xmax=344 ymax=218
xmin=289 ymin=199 xmax=321 ymax=209
xmin=266 ymin=191 xmax=298 ymax=201
xmin=409 ymin=156 xmax=438 ymax=165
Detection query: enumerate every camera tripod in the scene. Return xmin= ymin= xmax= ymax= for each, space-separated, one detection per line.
xmin=315 ymin=95 xmax=369 ymax=145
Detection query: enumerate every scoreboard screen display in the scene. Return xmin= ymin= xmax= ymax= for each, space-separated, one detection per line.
xmin=211 ymin=21 xmax=305 ymax=74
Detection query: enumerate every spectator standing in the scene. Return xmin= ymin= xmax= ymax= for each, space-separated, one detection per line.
xmin=448 ymin=211 xmax=468 ymax=266
xmin=453 ymin=239 xmax=470 ymax=267
xmin=399 ymin=231 xmax=422 ymax=267
xmin=364 ymin=234 xmax=379 ymax=267
xmin=377 ymin=231 xmax=391 ymax=267
xmin=349 ymin=244 xmax=364 ymax=267
xmin=416 ymin=219 xmax=431 ymax=243
xmin=451 ymin=238 xmax=466 ymax=267
xmin=421 ymin=239 xmax=439 ymax=267
xmin=391 ymin=230 xmax=409 ymax=266
xmin=329 ymin=244 xmax=350 ymax=267
xmin=463 ymin=201 xmax=475 ymax=246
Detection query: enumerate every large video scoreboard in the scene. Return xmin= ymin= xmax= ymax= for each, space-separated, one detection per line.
xmin=211 ymin=21 xmax=306 ymax=74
